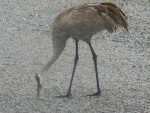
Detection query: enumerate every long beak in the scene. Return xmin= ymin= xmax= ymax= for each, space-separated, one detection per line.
xmin=37 ymin=83 xmax=42 ymax=99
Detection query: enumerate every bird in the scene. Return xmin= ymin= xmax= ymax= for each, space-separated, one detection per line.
xmin=35 ymin=2 xmax=128 ymax=98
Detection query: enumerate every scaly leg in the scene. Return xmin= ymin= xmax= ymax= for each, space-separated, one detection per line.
xmin=88 ymin=43 xmax=101 ymax=96
xmin=66 ymin=39 xmax=79 ymax=97
xmin=57 ymin=39 xmax=79 ymax=98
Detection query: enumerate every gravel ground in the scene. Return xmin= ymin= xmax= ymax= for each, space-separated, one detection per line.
xmin=0 ymin=0 xmax=150 ymax=113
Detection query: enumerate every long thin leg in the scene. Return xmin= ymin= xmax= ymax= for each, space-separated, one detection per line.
xmin=66 ymin=39 xmax=79 ymax=97
xmin=55 ymin=39 xmax=79 ymax=98
xmin=88 ymin=43 xmax=101 ymax=96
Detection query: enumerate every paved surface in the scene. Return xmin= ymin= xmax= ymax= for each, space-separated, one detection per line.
xmin=0 ymin=0 xmax=149 ymax=112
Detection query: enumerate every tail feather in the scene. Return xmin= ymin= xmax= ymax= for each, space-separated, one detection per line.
xmin=101 ymin=2 xmax=128 ymax=32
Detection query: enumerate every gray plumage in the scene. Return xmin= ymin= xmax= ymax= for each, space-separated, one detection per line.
xmin=36 ymin=2 xmax=128 ymax=98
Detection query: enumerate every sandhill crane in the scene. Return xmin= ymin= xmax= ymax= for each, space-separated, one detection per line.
xmin=35 ymin=2 xmax=128 ymax=98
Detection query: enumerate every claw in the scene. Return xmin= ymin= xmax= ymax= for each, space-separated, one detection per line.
xmin=55 ymin=93 xmax=72 ymax=98
xmin=87 ymin=90 xmax=101 ymax=97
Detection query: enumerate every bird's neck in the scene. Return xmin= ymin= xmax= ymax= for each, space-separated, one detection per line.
xmin=39 ymin=47 xmax=65 ymax=75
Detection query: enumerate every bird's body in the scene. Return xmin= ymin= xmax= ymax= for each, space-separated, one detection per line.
xmin=36 ymin=2 xmax=128 ymax=98
xmin=52 ymin=3 xmax=127 ymax=43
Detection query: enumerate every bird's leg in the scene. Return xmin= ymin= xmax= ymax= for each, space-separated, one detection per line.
xmin=65 ymin=39 xmax=79 ymax=97
xmin=88 ymin=43 xmax=101 ymax=96
xmin=56 ymin=39 xmax=79 ymax=98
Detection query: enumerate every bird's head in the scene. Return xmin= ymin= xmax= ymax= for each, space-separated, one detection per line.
xmin=35 ymin=74 xmax=42 ymax=99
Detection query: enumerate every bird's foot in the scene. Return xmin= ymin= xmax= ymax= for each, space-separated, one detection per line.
xmin=87 ymin=90 xmax=101 ymax=97
xmin=55 ymin=92 xmax=72 ymax=98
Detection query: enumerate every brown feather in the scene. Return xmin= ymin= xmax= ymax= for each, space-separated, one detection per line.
xmin=101 ymin=2 xmax=128 ymax=31
xmin=52 ymin=2 xmax=128 ymax=43
xmin=37 ymin=2 xmax=129 ymax=98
